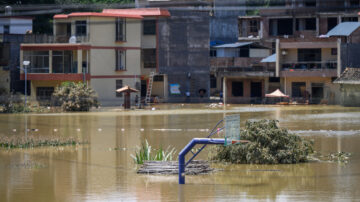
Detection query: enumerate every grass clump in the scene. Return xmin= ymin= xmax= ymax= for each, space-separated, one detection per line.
xmin=131 ymin=139 xmax=176 ymax=164
xmin=210 ymin=120 xmax=314 ymax=164
xmin=0 ymin=135 xmax=83 ymax=149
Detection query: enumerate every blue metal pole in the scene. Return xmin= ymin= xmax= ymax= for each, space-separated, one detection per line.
xmin=178 ymin=138 xmax=225 ymax=184
xmin=24 ymin=67 xmax=27 ymax=111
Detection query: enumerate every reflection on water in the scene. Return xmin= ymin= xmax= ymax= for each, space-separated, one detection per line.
xmin=1 ymin=105 xmax=360 ymax=201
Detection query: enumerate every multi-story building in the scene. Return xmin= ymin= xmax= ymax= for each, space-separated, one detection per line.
xmin=19 ymin=8 xmax=170 ymax=105
xmin=233 ymin=0 xmax=360 ymax=104
xmin=0 ymin=9 xmax=33 ymax=94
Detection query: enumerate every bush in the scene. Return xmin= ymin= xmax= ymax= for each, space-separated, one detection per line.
xmin=0 ymin=91 xmax=29 ymax=113
xmin=210 ymin=120 xmax=314 ymax=164
xmin=52 ymin=82 xmax=99 ymax=112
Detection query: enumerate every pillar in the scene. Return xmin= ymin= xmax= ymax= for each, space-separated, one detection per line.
xmin=163 ymin=74 xmax=168 ymax=101
xmin=77 ymin=49 xmax=82 ymax=73
xmin=49 ymin=50 xmax=53 ymax=73
xmin=275 ymin=39 xmax=280 ymax=77
xmin=20 ymin=50 xmax=23 ymax=73
xmin=223 ymin=77 xmax=227 ymax=105
xmin=337 ymin=38 xmax=341 ymax=77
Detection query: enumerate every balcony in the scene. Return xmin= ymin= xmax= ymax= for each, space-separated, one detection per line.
xmin=27 ymin=62 xmax=78 ymax=74
xmin=280 ymin=61 xmax=338 ymax=77
xmin=23 ymin=34 xmax=89 ymax=44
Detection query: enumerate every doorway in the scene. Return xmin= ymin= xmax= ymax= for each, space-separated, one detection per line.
xmin=311 ymin=83 xmax=324 ymax=104
xmin=251 ymin=82 xmax=262 ymax=97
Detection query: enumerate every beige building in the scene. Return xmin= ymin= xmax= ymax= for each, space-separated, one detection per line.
xmin=20 ymin=8 xmax=170 ymax=106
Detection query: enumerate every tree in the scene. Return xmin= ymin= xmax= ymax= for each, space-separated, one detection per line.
xmin=52 ymin=82 xmax=99 ymax=112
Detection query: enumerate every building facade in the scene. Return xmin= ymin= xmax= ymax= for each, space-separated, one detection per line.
xmin=19 ymin=8 xmax=170 ymax=105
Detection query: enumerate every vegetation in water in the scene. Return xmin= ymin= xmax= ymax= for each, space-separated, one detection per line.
xmin=52 ymin=82 xmax=99 ymax=112
xmin=0 ymin=135 xmax=83 ymax=149
xmin=130 ymin=139 xmax=177 ymax=164
xmin=210 ymin=120 xmax=314 ymax=164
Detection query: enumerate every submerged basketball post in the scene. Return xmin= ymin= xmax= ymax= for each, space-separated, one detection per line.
xmin=178 ymin=115 xmax=241 ymax=184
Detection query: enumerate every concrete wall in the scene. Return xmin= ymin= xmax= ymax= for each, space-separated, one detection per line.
xmin=0 ymin=18 xmax=32 ymax=34
xmin=224 ymin=77 xmax=265 ymax=104
xmin=158 ymin=10 xmax=210 ymax=102
xmin=249 ymin=48 xmax=270 ymax=58
xmin=210 ymin=0 xmax=244 ymax=43
xmin=340 ymin=84 xmax=360 ymax=106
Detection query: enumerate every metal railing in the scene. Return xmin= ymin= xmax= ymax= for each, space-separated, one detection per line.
xmin=281 ymin=61 xmax=337 ymax=71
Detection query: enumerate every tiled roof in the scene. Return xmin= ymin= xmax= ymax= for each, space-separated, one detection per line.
xmin=102 ymin=8 xmax=170 ymax=17
xmin=334 ymin=68 xmax=360 ymax=84
xmin=54 ymin=12 xmax=143 ymax=19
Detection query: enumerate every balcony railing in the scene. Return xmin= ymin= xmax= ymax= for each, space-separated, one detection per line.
xmin=27 ymin=62 xmax=79 ymax=74
xmin=28 ymin=67 xmax=50 ymax=73
xmin=281 ymin=61 xmax=337 ymax=71
xmin=23 ymin=34 xmax=89 ymax=43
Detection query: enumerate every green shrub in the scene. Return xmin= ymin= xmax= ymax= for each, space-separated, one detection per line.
xmin=52 ymin=82 xmax=99 ymax=112
xmin=130 ymin=139 xmax=176 ymax=164
xmin=210 ymin=120 xmax=314 ymax=164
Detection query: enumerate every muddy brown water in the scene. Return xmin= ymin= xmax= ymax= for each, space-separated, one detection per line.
xmin=1 ymin=104 xmax=360 ymax=201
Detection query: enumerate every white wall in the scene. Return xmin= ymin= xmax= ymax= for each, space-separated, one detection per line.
xmin=250 ymin=48 xmax=270 ymax=58
xmin=0 ymin=18 xmax=32 ymax=34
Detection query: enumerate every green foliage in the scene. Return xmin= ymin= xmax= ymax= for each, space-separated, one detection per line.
xmin=0 ymin=92 xmax=31 ymax=113
xmin=0 ymin=135 xmax=82 ymax=149
xmin=210 ymin=120 xmax=314 ymax=164
xmin=52 ymin=81 xmax=99 ymax=112
xmin=130 ymin=139 xmax=176 ymax=164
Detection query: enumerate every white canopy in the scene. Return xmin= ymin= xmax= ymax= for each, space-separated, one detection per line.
xmin=265 ymin=89 xmax=289 ymax=98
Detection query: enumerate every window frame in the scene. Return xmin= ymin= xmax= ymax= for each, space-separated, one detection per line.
xmin=75 ymin=21 xmax=87 ymax=36
xmin=116 ymin=18 xmax=126 ymax=41
xmin=142 ymin=48 xmax=156 ymax=68
xmin=115 ymin=50 xmax=126 ymax=71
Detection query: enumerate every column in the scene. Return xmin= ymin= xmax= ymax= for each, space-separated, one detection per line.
xmin=49 ymin=50 xmax=53 ymax=73
xmin=337 ymin=38 xmax=341 ymax=77
xmin=275 ymin=39 xmax=280 ymax=77
xmin=163 ymin=74 xmax=168 ymax=101
xmin=20 ymin=50 xmax=23 ymax=72
xmin=223 ymin=77 xmax=227 ymax=105
xmin=77 ymin=49 xmax=82 ymax=73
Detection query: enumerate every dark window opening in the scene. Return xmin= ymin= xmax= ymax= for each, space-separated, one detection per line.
xmin=342 ymin=17 xmax=358 ymax=22
xmin=75 ymin=21 xmax=86 ymax=36
xmin=292 ymin=82 xmax=306 ymax=97
xmin=3 ymin=25 xmax=9 ymax=34
xmin=269 ymin=77 xmax=280 ymax=82
xmin=153 ymin=75 xmax=163 ymax=82
xmin=298 ymin=49 xmax=321 ymax=62
xmin=116 ymin=80 xmax=123 ymax=97
xmin=305 ymin=0 xmax=316 ymax=7
xmin=249 ymin=20 xmax=258 ymax=33
xmin=270 ymin=19 xmax=293 ymax=36
xmin=350 ymin=0 xmax=359 ymax=6
xmin=251 ymin=82 xmax=262 ymax=98
xmin=327 ymin=18 xmax=338 ymax=32
xmin=116 ymin=18 xmax=126 ymax=41
xmin=239 ymin=47 xmax=250 ymax=57
xmin=36 ymin=87 xmax=54 ymax=101
xmin=311 ymin=83 xmax=324 ymax=103
xmin=141 ymin=80 xmax=147 ymax=97
xmin=232 ymin=82 xmax=243 ymax=97
xmin=331 ymin=48 xmax=337 ymax=55
xmin=53 ymin=51 xmax=74 ymax=73
xmin=210 ymin=75 xmax=217 ymax=88
xmin=142 ymin=49 xmax=156 ymax=68
xmin=0 ymin=43 xmax=10 ymax=66
xmin=210 ymin=49 xmax=217 ymax=57
xmin=296 ymin=18 xmax=316 ymax=31
xmin=143 ymin=20 xmax=156 ymax=35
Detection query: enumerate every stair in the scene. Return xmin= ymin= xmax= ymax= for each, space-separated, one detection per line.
xmin=145 ymin=72 xmax=155 ymax=105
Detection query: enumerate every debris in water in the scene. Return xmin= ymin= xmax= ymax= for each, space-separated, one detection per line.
xmin=53 ymin=129 xmax=58 ymax=132
xmin=121 ymin=128 xmax=125 ymax=132
xmin=151 ymin=107 xmax=156 ymax=111
xmin=140 ymin=128 xmax=144 ymax=132
xmin=77 ymin=128 xmax=81 ymax=132
xmin=12 ymin=129 xmax=16 ymax=132
xmin=98 ymin=128 xmax=102 ymax=132
xmin=137 ymin=160 xmax=214 ymax=175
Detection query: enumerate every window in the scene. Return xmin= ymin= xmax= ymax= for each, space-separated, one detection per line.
xmin=210 ymin=49 xmax=217 ymax=57
xmin=23 ymin=51 xmax=49 ymax=73
xmin=292 ymin=82 xmax=306 ymax=97
xmin=239 ymin=47 xmax=249 ymax=57
xmin=0 ymin=43 xmax=10 ymax=66
xmin=75 ymin=21 xmax=86 ymax=36
xmin=305 ymin=0 xmax=316 ymax=7
xmin=298 ymin=49 xmax=321 ymax=62
xmin=327 ymin=18 xmax=338 ymax=32
xmin=142 ymin=49 xmax=156 ymax=68
xmin=296 ymin=18 xmax=316 ymax=31
xmin=36 ymin=87 xmax=54 ymax=101
xmin=342 ymin=17 xmax=358 ymax=22
xmin=116 ymin=80 xmax=123 ymax=97
xmin=3 ymin=25 xmax=9 ymax=34
xmin=232 ymin=82 xmax=243 ymax=97
xmin=331 ymin=48 xmax=337 ymax=55
xmin=210 ymin=75 xmax=217 ymax=89
xmin=116 ymin=18 xmax=126 ymax=41
xmin=143 ymin=20 xmax=156 ymax=35
xmin=270 ymin=19 xmax=293 ymax=36
xmin=269 ymin=77 xmax=280 ymax=82
xmin=350 ymin=0 xmax=359 ymax=6
xmin=116 ymin=50 xmax=126 ymax=71
xmin=52 ymin=51 xmax=74 ymax=73
xmin=153 ymin=75 xmax=163 ymax=82
xmin=249 ymin=20 xmax=258 ymax=33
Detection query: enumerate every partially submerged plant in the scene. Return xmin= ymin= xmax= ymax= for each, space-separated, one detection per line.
xmin=210 ymin=120 xmax=314 ymax=164
xmin=0 ymin=135 xmax=83 ymax=149
xmin=130 ymin=139 xmax=176 ymax=164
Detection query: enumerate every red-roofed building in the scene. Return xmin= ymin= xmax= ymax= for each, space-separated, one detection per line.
xmin=20 ymin=8 xmax=170 ymax=105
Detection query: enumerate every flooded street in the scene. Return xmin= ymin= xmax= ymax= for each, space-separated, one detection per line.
xmin=1 ymin=104 xmax=360 ymax=201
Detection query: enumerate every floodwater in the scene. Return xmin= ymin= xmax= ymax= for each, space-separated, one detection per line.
xmin=1 ymin=104 xmax=360 ymax=201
